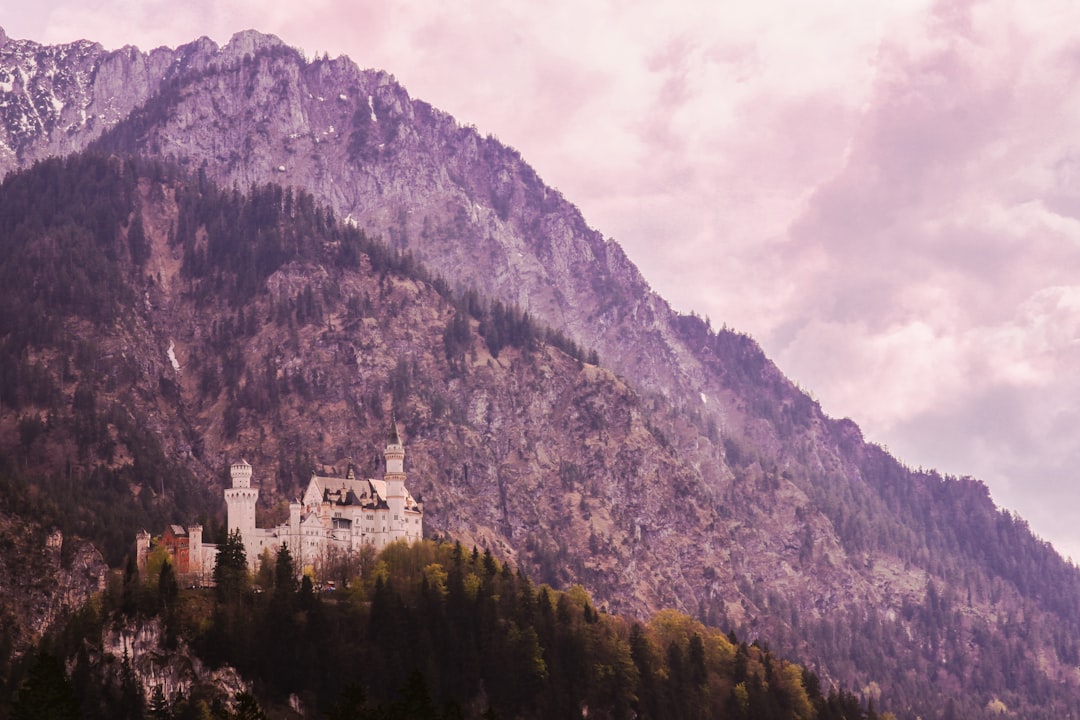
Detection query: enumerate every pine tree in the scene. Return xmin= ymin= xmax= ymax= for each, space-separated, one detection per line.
xmin=11 ymin=653 xmax=79 ymax=720
xmin=159 ymin=557 xmax=181 ymax=649
xmin=121 ymin=553 xmax=140 ymax=617
xmin=273 ymin=544 xmax=298 ymax=598
xmin=148 ymin=684 xmax=169 ymax=719
xmin=158 ymin=558 xmax=179 ymax=611
xmin=231 ymin=691 xmax=266 ymax=720
xmin=214 ymin=529 xmax=249 ymax=601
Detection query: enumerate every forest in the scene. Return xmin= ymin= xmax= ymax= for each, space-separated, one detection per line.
xmin=0 ymin=152 xmax=595 ymax=564
xmin=6 ymin=538 xmax=886 ymax=720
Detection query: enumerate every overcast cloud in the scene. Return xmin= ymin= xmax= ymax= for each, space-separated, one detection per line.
xmin=5 ymin=0 xmax=1080 ymax=561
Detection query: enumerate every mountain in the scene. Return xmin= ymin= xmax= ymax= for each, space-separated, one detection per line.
xmin=2 ymin=27 xmax=1080 ymax=718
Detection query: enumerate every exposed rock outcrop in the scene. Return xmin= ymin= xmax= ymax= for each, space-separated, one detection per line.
xmin=0 ymin=513 xmax=107 ymax=659
xmin=100 ymin=619 xmax=247 ymax=708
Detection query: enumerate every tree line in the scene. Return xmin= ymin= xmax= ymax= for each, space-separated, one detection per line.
xmin=6 ymin=537 xmax=886 ymax=720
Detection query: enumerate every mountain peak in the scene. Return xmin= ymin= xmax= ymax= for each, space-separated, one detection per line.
xmin=175 ymin=35 xmax=219 ymax=56
xmin=222 ymin=29 xmax=287 ymax=61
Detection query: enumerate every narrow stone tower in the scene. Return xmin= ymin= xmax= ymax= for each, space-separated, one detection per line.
xmin=384 ymin=423 xmax=406 ymax=535
xmin=135 ymin=530 xmax=151 ymax=573
xmin=224 ymin=459 xmax=258 ymax=539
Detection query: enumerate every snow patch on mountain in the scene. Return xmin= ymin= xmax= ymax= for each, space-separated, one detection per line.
xmin=167 ymin=340 xmax=181 ymax=374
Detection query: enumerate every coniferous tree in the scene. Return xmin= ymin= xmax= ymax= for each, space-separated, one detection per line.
xmin=127 ymin=212 xmax=150 ymax=265
xmin=231 ymin=691 xmax=267 ymax=720
xmin=148 ymin=685 xmax=169 ymax=720
xmin=116 ymin=651 xmax=145 ymax=720
xmin=158 ymin=558 xmax=179 ymax=611
xmin=121 ymin=554 xmax=140 ymax=617
xmin=327 ymin=684 xmax=370 ymax=720
xmin=214 ymin=529 xmax=248 ymax=601
xmin=10 ymin=653 xmax=79 ymax=720
xmin=273 ymin=544 xmax=298 ymax=598
xmin=158 ymin=557 xmax=180 ymax=649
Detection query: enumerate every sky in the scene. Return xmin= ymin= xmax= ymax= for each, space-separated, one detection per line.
xmin=5 ymin=0 xmax=1080 ymax=561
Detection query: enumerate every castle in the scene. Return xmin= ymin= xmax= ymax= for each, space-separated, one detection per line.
xmin=138 ymin=423 xmax=423 ymax=579
xmin=136 ymin=524 xmax=216 ymax=583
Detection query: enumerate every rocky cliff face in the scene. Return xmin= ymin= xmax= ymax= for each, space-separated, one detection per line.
xmin=100 ymin=619 xmax=248 ymax=711
xmin=0 ymin=28 xmax=691 ymax=406
xmin=3 ymin=29 xmax=1080 ymax=718
xmin=0 ymin=28 xmax=221 ymax=173
xmin=0 ymin=512 xmax=107 ymax=675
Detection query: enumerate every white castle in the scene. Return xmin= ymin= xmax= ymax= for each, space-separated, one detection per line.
xmin=137 ymin=423 xmax=423 ymax=578
xmin=227 ymin=423 xmax=423 ymax=571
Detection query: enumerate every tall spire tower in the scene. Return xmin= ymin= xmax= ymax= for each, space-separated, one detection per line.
xmin=384 ymin=421 xmax=406 ymax=532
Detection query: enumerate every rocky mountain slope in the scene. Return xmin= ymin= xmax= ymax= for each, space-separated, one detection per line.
xmin=2 ymin=28 xmax=1080 ymax=718
xmin=0 ymin=510 xmax=107 ymax=688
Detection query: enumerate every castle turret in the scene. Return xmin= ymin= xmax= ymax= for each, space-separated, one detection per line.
xmin=385 ymin=423 xmax=404 ymax=475
xmin=188 ymin=524 xmax=204 ymax=575
xmin=384 ymin=423 xmax=406 ymax=534
xmin=225 ymin=459 xmax=258 ymax=539
xmin=136 ymin=530 xmax=151 ymax=573
xmin=230 ymin=459 xmax=252 ymax=488
xmin=289 ymin=499 xmax=302 ymax=562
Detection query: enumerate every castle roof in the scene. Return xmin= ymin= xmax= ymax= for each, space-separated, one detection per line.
xmin=305 ymin=473 xmax=420 ymax=512
xmin=312 ymin=474 xmax=377 ymax=507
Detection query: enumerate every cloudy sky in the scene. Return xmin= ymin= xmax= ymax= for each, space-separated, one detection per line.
xmin=6 ymin=0 xmax=1080 ymax=561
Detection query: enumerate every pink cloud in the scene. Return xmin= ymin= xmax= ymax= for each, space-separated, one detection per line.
xmin=766 ymin=0 xmax=1080 ymax=561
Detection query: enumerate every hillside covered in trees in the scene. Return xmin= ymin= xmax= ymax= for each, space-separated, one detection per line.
xmin=6 ymin=538 xmax=885 ymax=720
xmin=1 ymin=150 xmax=1079 ymax=718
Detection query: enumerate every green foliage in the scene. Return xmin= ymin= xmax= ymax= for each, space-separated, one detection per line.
xmin=213 ymin=530 xmax=249 ymax=601
xmin=127 ymin=212 xmax=150 ymax=266
xmin=0 ymin=461 xmax=207 ymax=568
xmin=121 ymin=554 xmax=140 ymax=618
xmin=229 ymin=691 xmax=267 ymax=720
xmin=138 ymin=540 xmax=852 ymax=719
xmin=457 ymin=293 xmax=596 ymax=365
xmin=0 ymin=155 xmax=136 ymax=348
xmin=10 ymin=653 xmax=79 ymax=720
xmin=158 ymin=558 xmax=181 ymax=648
xmin=273 ymin=544 xmax=298 ymax=597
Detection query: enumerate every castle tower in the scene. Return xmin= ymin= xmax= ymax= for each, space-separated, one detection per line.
xmin=288 ymin=499 xmax=302 ymax=566
xmin=224 ymin=459 xmax=258 ymax=539
xmin=384 ymin=422 xmax=406 ymax=534
xmin=135 ymin=530 xmax=151 ymax=573
xmin=188 ymin=524 xmax=204 ymax=575
xmin=385 ymin=422 xmax=405 ymax=475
